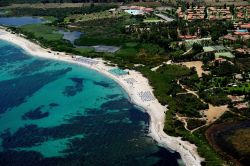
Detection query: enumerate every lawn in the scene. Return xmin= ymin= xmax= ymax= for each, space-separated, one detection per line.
xmin=143 ymin=16 xmax=162 ymax=23
xmin=225 ymin=82 xmax=250 ymax=94
xmin=74 ymin=47 xmax=95 ymax=54
xmin=20 ymin=24 xmax=62 ymax=41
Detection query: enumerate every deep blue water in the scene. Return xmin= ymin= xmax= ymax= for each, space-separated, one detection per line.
xmin=0 ymin=17 xmax=44 ymax=26
xmin=0 ymin=40 xmax=182 ymax=166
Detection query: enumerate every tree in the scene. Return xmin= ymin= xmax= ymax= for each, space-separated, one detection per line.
xmin=204 ymin=7 xmax=208 ymax=19
xmin=230 ymin=4 xmax=235 ymax=16
xmin=186 ymin=2 xmax=190 ymax=9
xmin=0 ymin=0 xmax=9 ymax=6
xmin=211 ymin=31 xmax=220 ymax=43
xmin=192 ymin=43 xmax=203 ymax=53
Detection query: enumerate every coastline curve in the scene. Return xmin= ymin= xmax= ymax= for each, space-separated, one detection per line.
xmin=0 ymin=27 xmax=203 ymax=166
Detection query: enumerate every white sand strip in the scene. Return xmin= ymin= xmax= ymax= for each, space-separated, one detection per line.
xmin=0 ymin=27 xmax=203 ymax=166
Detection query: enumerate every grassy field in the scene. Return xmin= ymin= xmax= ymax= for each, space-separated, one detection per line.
xmin=65 ymin=11 xmax=126 ymax=23
xmin=74 ymin=47 xmax=95 ymax=54
xmin=20 ymin=24 xmax=62 ymax=41
xmin=225 ymin=82 xmax=250 ymax=94
xmin=143 ymin=16 xmax=162 ymax=23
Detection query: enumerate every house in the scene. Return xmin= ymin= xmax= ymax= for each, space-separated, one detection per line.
xmin=227 ymin=95 xmax=245 ymax=103
xmin=222 ymin=34 xmax=237 ymax=44
xmin=235 ymin=102 xmax=248 ymax=110
xmin=240 ymin=23 xmax=250 ymax=29
xmin=232 ymin=29 xmax=250 ymax=41
xmin=178 ymin=35 xmax=198 ymax=40
xmin=234 ymin=29 xmax=249 ymax=35
xmin=235 ymin=48 xmax=250 ymax=55
xmin=213 ymin=58 xmax=227 ymax=64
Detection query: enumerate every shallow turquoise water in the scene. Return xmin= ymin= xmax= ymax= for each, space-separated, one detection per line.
xmin=0 ymin=40 xmax=182 ymax=166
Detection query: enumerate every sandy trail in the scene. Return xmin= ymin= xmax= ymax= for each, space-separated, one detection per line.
xmin=180 ymin=61 xmax=204 ymax=77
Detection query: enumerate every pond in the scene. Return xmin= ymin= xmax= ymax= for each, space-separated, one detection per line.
xmin=58 ymin=30 xmax=82 ymax=44
xmin=0 ymin=16 xmax=45 ymax=26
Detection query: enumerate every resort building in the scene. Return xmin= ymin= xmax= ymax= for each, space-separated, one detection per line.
xmin=235 ymin=48 xmax=250 ymax=55
xmin=235 ymin=102 xmax=249 ymax=110
xmin=227 ymin=95 xmax=245 ymax=103
xmin=222 ymin=34 xmax=237 ymax=44
xmin=213 ymin=58 xmax=227 ymax=64
xmin=123 ymin=6 xmax=154 ymax=16
xmin=230 ymin=29 xmax=250 ymax=41
xmin=240 ymin=23 xmax=250 ymax=30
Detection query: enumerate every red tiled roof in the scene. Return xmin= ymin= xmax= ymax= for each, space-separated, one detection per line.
xmin=235 ymin=48 xmax=250 ymax=54
xmin=234 ymin=31 xmax=250 ymax=35
xmin=240 ymin=23 xmax=250 ymax=29
xmin=179 ymin=35 xmax=197 ymax=39
xmin=223 ymin=34 xmax=237 ymax=41
xmin=242 ymin=34 xmax=250 ymax=40
xmin=144 ymin=8 xmax=154 ymax=12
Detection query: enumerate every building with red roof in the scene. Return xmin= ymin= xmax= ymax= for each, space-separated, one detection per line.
xmin=240 ymin=23 xmax=250 ymax=29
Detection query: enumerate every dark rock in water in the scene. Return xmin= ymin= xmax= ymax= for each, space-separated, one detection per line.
xmin=12 ymin=59 xmax=51 ymax=76
xmin=49 ymin=103 xmax=59 ymax=108
xmin=101 ymin=98 xmax=132 ymax=111
xmin=85 ymin=108 xmax=106 ymax=116
xmin=0 ymin=67 xmax=72 ymax=114
xmin=63 ymin=77 xmax=84 ymax=97
xmin=106 ymin=94 xmax=120 ymax=99
xmin=70 ymin=77 xmax=84 ymax=84
xmin=0 ymin=44 xmax=30 ymax=66
xmin=22 ymin=105 xmax=49 ymax=120
xmin=93 ymin=81 xmax=111 ymax=88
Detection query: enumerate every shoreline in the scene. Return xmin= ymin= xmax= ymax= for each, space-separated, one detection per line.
xmin=0 ymin=27 xmax=203 ymax=166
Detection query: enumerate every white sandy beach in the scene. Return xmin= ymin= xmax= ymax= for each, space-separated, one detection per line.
xmin=0 ymin=27 xmax=203 ymax=166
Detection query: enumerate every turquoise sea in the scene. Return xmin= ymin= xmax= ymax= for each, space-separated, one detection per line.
xmin=0 ymin=40 xmax=182 ymax=166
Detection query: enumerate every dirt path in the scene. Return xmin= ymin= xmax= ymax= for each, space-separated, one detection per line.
xmin=177 ymin=80 xmax=228 ymax=124
xmin=180 ymin=61 xmax=204 ymax=77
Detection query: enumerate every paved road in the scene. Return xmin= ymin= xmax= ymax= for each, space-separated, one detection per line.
xmin=155 ymin=13 xmax=174 ymax=22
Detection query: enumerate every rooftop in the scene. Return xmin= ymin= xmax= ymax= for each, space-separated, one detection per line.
xmin=223 ymin=34 xmax=237 ymax=41
xmin=203 ymin=45 xmax=227 ymax=52
xmin=215 ymin=52 xmax=235 ymax=58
